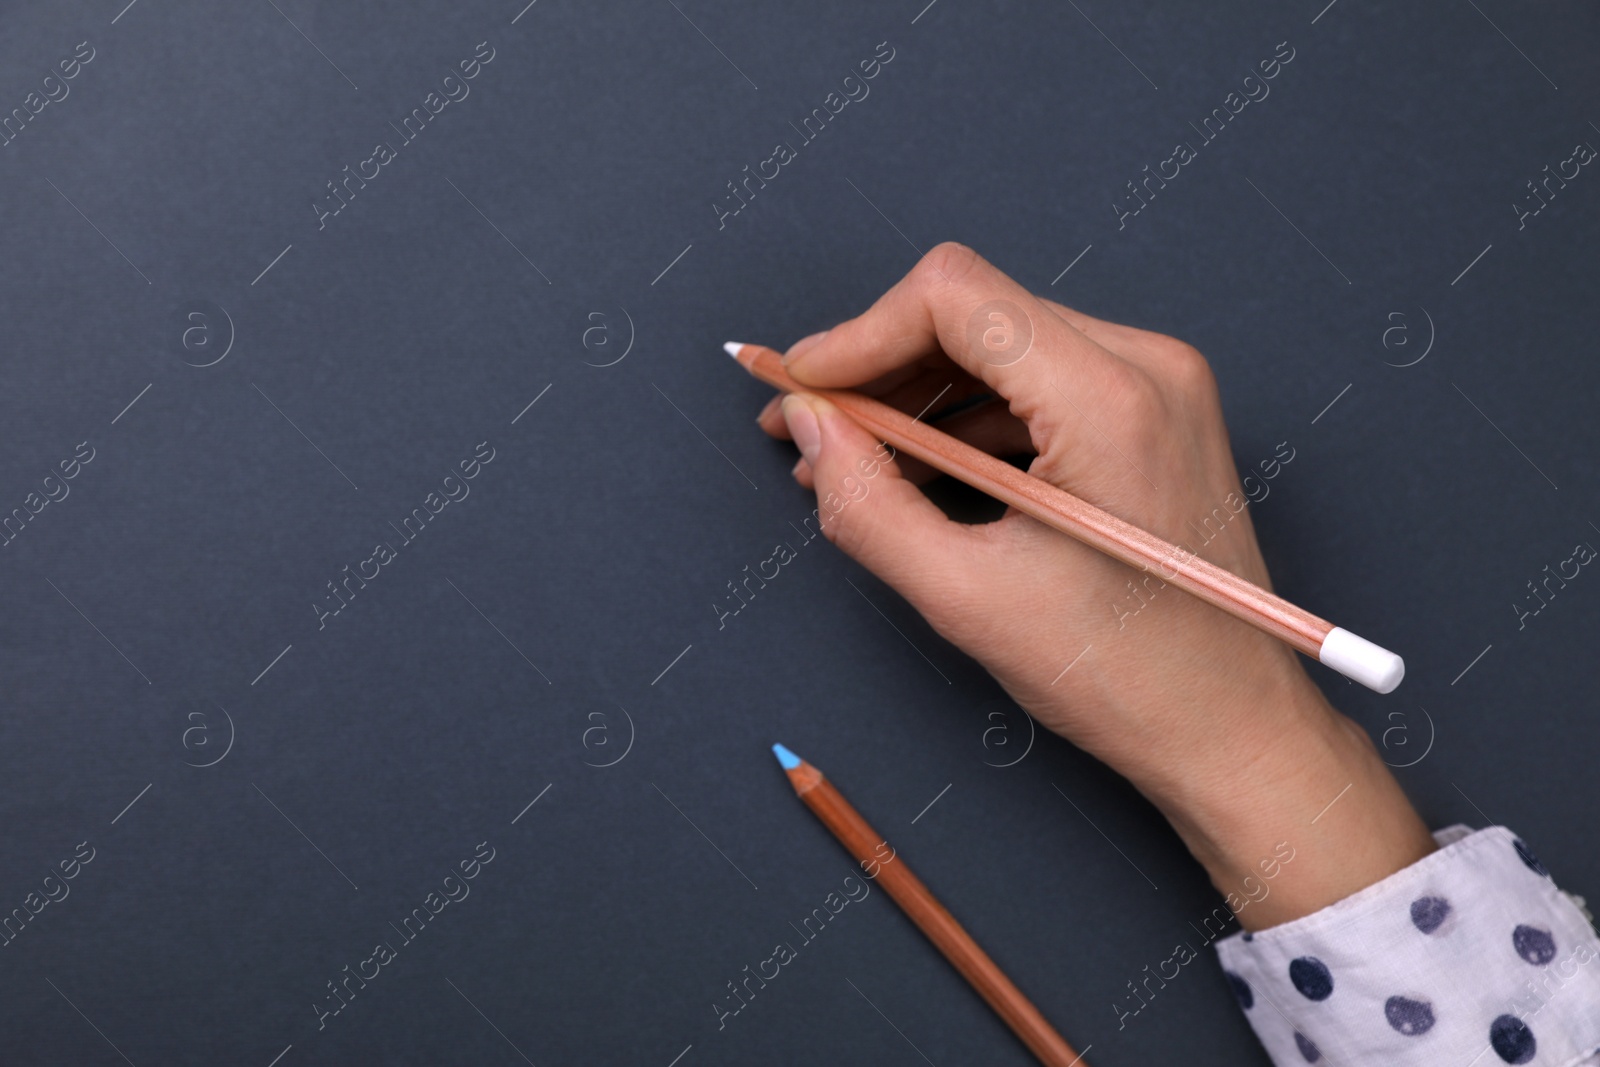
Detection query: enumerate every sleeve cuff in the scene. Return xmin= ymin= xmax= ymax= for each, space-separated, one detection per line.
xmin=1214 ymin=825 xmax=1600 ymax=1066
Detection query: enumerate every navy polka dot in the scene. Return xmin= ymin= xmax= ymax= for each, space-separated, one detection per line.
xmin=1242 ymin=931 xmax=1254 ymax=942
xmin=1490 ymin=1014 xmax=1536 ymax=1064
xmin=1512 ymin=925 xmax=1557 ymax=965
xmin=1513 ymin=838 xmax=1549 ymax=877
xmin=1410 ymin=895 xmax=1452 ymax=934
xmin=1289 ymin=957 xmax=1334 ymax=1001
xmin=1293 ymin=1031 xmax=1322 ymax=1063
xmin=1225 ymin=970 xmax=1253 ymax=1009
xmin=1385 ymin=995 xmax=1436 ymax=1036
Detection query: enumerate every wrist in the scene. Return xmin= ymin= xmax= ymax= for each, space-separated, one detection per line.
xmin=1136 ymin=671 xmax=1437 ymax=930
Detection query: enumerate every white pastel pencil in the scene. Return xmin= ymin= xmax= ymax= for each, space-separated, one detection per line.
xmin=727 ymin=341 xmax=1404 ymax=693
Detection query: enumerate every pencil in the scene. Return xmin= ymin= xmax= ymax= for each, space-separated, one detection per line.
xmin=772 ymin=743 xmax=1088 ymax=1067
xmin=727 ymin=341 xmax=1404 ymax=694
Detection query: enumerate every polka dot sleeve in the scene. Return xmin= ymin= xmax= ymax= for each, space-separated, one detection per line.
xmin=1213 ymin=825 xmax=1600 ymax=1066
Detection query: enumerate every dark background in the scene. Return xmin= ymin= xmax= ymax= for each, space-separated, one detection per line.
xmin=0 ymin=0 xmax=1595 ymax=1063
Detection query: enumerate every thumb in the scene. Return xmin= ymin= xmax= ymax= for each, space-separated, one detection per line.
xmin=781 ymin=393 xmax=986 ymax=614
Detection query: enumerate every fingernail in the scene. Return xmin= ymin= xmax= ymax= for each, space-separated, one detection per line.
xmin=781 ymin=394 xmax=821 ymax=464
xmin=790 ymin=456 xmax=809 ymax=478
xmin=781 ymin=329 xmax=830 ymax=366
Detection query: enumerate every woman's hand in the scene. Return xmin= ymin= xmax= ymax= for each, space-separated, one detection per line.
xmin=756 ymin=243 xmax=1434 ymax=927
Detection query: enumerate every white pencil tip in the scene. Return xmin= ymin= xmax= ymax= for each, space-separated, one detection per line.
xmin=1319 ymin=627 xmax=1405 ymax=694
xmin=723 ymin=342 xmax=745 ymax=359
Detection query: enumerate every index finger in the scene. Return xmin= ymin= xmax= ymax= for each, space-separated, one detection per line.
xmin=783 ymin=243 xmax=1132 ymax=420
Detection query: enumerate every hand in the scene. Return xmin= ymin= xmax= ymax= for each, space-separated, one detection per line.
xmin=755 ymin=243 xmax=1434 ymax=927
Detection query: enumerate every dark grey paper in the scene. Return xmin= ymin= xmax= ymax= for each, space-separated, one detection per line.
xmin=0 ymin=1 xmax=1595 ymax=1063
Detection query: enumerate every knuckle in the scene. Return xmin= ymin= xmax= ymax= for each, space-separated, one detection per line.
xmin=917 ymin=241 xmax=983 ymax=288
xmin=1151 ymin=335 xmax=1217 ymax=393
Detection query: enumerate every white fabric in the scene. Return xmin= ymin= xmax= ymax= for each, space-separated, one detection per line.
xmin=1215 ymin=825 xmax=1600 ymax=1065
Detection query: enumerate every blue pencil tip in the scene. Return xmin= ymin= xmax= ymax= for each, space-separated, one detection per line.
xmin=771 ymin=743 xmax=802 ymax=770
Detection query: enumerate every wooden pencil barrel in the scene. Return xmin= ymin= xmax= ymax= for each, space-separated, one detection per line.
xmin=792 ymin=765 xmax=1086 ymax=1067
xmin=741 ymin=344 xmax=1331 ymax=659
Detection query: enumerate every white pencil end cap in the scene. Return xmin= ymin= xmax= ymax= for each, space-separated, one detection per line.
xmin=1319 ymin=626 xmax=1405 ymax=694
